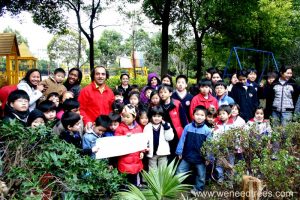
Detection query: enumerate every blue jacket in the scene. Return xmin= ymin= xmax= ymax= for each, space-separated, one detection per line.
xmin=82 ymin=131 xmax=113 ymax=158
xmin=216 ymin=94 xmax=235 ymax=107
xmin=229 ymin=83 xmax=259 ymax=122
xmin=176 ymin=121 xmax=212 ymax=164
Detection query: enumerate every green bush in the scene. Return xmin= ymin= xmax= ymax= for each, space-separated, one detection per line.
xmin=202 ymin=121 xmax=300 ymax=195
xmin=0 ymin=120 xmax=125 ymax=199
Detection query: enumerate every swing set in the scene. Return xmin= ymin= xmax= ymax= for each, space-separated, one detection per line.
xmin=223 ymin=47 xmax=279 ymax=83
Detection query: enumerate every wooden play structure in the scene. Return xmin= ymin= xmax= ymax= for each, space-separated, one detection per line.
xmin=0 ymin=33 xmax=37 ymax=86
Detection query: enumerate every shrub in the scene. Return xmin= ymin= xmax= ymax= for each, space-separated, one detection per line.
xmin=202 ymin=121 xmax=300 ymax=196
xmin=0 ymin=120 xmax=125 ymax=199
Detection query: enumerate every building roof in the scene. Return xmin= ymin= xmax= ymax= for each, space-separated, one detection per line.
xmin=0 ymin=33 xmax=20 ymax=56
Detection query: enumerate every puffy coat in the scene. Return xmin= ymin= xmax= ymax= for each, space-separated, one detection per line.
xmin=40 ymin=76 xmax=67 ymax=99
xmin=189 ymin=93 xmax=219 ymax=120
xmin=115 ymin=122 xmax=144 ymax=174
xmin=144 ymin=122 xmax=174 ymax=158
xmin=269 ymin=78 xmax=299 ymax=113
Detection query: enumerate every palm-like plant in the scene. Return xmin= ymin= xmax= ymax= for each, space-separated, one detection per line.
xmin=115 ymin=159 xmax=191 ymax=200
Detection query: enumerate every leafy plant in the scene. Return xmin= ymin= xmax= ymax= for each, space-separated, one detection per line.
xmin=115 ymin=160 xmax=192 ymax=200
xmin=0 ymin=120 xmax=125 ymax=199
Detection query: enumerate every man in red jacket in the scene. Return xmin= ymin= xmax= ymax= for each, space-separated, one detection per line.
xmin=189 ymin=80 xmax=218 ymax=120
xmin=78 ymin=66 xmax=114 ymax=130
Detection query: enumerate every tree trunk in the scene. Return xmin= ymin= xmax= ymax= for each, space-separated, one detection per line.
xmin=194 ymin=30 xmax=205 ymax=82
xmin=88 ymin=38 xmax=94 ymax=72
xmin=76 ymin=29 xmax=81 ymax=68
xmin=161 ymin=21 xmax=169 ymax=76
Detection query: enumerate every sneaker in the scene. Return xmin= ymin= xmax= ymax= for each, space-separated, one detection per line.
xmin=190 ymin=188 xmax=200 ymax=196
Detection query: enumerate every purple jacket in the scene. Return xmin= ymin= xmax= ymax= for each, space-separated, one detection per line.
xmin=140 ymin=72 xmax=161 ymax=104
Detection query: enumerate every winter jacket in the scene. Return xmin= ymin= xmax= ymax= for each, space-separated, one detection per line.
xmin=0 ymin=85 xmax=17 ymax=111
xmin=229 ymin=83 xmax=258 ymax=122
xmin=213 ymin=118 xmax=234 ymax=137
xmin=140 ymin=73 xmax=160 ymax=104
xmin=216 ymin=95 xmax=235 ymax=107
xmin=3 ymin=104 xmax=29 ymax=126
xmin=116 ymin=84 xmax=130 ymax=104
xmin=82 ymin=130 xmax=114 ymax=158
xmin=17 ymin=80 xmax=43 ymax=111
xmin=78 ymin=82 xmax=114 ymax=125
xmin=64 ymin=83 xmax=81 ymax=100
xmin=176 ymin=121 xmax=212 ymax=164
xmin=189 ymin=93 xmax=219 ymax=120
xmin=144 ymin=122 xmax=174 ymax=158
xmin=262 ymin=83 xmax=274 ymax=119
xmin=231 ymin=116 xmax=246 ymax=128
xmin=115 ymin=122 xmax=144 ymax=174
xmin=269 ymin=78 xmax=299 ymax=113
xmin=59 ymin=130 xmax=82 ymax=149
xmin=40 ymin=76 xmax=67 ymax=99
xmin=246 ymin=118 xmax=272 ymax=136
xmin=172 ymin=90 xmax=194 ymax=122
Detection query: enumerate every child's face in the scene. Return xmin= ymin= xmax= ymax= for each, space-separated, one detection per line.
xmin=121 ymin=112 xmax=135 ymax=126
xmin=231 ymin=106 xmax=239 ymax=117
xmin=205 ymin=72 xmax=211 ymax=80
xmin=255 ymin=109 xmax=264 ymax=121
xmin=206 ymin=115 xmax=214 ymax=125
xmin=150 ymin=94 xmax=160 ymax=106
xmin=49 ymin=96 xmax=59 ymax=107
xmin=238 ymin=76 xmax=247 ymax=86
xmin=44 ymin=110 xmax=56 ymax=121
xmin=159 ymin=88 xmax=172 ymax=101
xmin=219 ymin=110 xmax=230 ymax=122
xmin=115 ymin=95 xmax=124 ymax=103
xmin=267 ymin=77 xmax=275 ymax=85
xmin=93 ymin=125 xmax=107 ymax=135
xmin=194 ymin=110 xmax=206 ymax=124
xmin=162 ymin=77 xmax=171 ymax=86
xmin=215 ymin=85 xmax=226 ymax=97
xmin=231 ymin=74 xmax=239 ymax=85
xmin=150 ymin=77 xmax=158 ymax=87
xmin=211 ymin=73 xmax=221 ymax=84
xmin=247 ymin=72 xmax=257 ymax=82
xmin=176 ymin=78 xmax=187 ymax=92
xmin=129 ymin=95 xmax=139 ymax=106
xmin=62 ymin=92 xmax=74 ymax=103
xmin=200 ymin=86 xmax=210 ymax=95
xmin=152 ymin=114 xmax=163 ymax=125
xmin=54 ymin=72 xmax=65 ymax=83
xmin=68 ymin=120 xmax=81 ymax=132
xmin=10 ymin=98 xmax=29 ymax=112
xmin=31 ymin=117 xmax=45 ymax=128
xmin=139 ymin=113 xmax=149 ymax=126
xmin=145 ymin=89 xmax=152 ymax=99
xmin=109 ymin=121 xmax=120 ymax=131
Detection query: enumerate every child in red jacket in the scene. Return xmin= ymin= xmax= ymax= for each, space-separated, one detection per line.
xmin=115 ymin=104 xmax=144 ymax=186
xmin=189 ymin=80 xmax=218 ymax=120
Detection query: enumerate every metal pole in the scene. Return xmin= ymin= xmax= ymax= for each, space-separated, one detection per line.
xmin=132 ymin=11 xmax=136 ymax=79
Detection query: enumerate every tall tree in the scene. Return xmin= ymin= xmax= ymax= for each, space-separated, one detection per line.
xmin=47 ymin=31 xmax=87 ymax=69
xmin=142 ymin=0 xmax=178 ymax=75
xmin=95 ymin=30 xmax=124 ymax=66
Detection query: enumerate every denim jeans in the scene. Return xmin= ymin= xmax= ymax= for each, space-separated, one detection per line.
xmin=176 ymin=159 xmax=206 ymax=191
xmin=272 ymin=111 xmax=293 ymax=127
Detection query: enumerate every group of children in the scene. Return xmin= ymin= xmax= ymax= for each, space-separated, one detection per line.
xmin=1 ymin=65 xmax=299 ymax=193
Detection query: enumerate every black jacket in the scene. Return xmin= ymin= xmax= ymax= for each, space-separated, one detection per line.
xmin=229 ymin=83 xmax=259 ymax=122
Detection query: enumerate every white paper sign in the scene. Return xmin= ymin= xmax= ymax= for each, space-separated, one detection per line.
xmin=95 ymin=133 xmax=148 ymax=159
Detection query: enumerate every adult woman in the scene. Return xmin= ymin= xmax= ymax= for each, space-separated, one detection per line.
xmin=63 ymin=68 xmax=82 ymax=100
xmin=17 ymin=69 xmax=44 ymax=111
xmin=116 ymin=73 xmax=130 ymax=104
xmin=269 ymin=65 xmax=299 ymax=126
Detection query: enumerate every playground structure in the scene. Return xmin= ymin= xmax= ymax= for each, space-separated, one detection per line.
xmin=0 ymin=33 xmax=37 ymax=86
xmin=223 ymin=47 xmax=279 ymax=82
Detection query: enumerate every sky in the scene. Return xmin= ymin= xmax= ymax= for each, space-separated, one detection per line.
xmin=0 ymin=3 xmax=160 ymax=60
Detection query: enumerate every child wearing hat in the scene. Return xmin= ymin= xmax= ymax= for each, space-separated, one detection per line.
xmin=115 ymin=104 xmax=144 ymax=186
xmin=27 ymin=109 xmax=46 ymax=128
